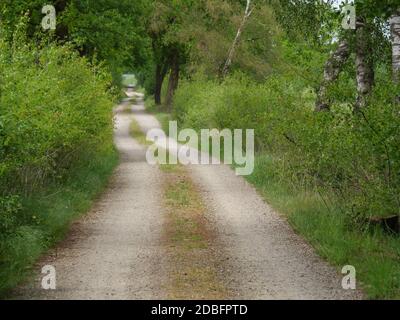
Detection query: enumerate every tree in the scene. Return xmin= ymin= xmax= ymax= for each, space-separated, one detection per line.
xmin=154 ymin=51 xmax=169 ymax=106
xmin=354 ymin=16 xmax=375 ymax=110
xmin=147 ymin=0 xmax=190 ymax=108
xmin=146 ymin=0 xmax=279 ymax=107
xmin=0 ymin=0 xmax=151 ymax=85
xmin=273 ymin=0 xmax=400 ymax=111
xmin=62 ymin=0 xmax=150 ymax=83
xmin=221 ymin=0 xmax=253 ymax=78
xmin=315 ymin=39 xmax=350 ymax=111
xmin=390 ymin=8 xmax=400 ymax=82
xmin=164 ymin=47 xmax=182 ymax=110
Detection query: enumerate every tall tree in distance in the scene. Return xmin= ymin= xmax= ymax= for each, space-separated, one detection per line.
xmin=148 ymin=0 xmax=190 ymax=109
xmin=149 ymin=24 xmax=169 ymax=106
xmin=62 ymin=0 xmax=150 ymax=83
xmin=146 ymin=0 xmax=279 ymax=107
xmin=165 ymin=47 xmax=183 ymax=110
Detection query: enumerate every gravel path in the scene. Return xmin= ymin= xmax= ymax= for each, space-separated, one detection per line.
xmin=14 ymin=98 xmax=166 ymax=299
xmin=189 ymin=164 xmax=362 ymax=299
xmin=134 ymin=96 xmax=362 ymax=300
xmin=14 ymin=93 xmax=362 ymax=300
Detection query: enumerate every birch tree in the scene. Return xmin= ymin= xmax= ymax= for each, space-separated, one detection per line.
xmin=221 ymin=0 xmax=253 ymax=78
xmin=354 ymin=17 xmax=375 ymax=110
xmin=390 ymin=8 xmax=400 ymax=83
xmin=315 ymin=39 xmax=351 ymax=111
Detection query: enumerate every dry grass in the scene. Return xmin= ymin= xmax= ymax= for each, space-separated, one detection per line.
xmin=161 ymin=164 xmax=229 ymax=299
xmin=129 ymin=116 xmax=152 ymax=146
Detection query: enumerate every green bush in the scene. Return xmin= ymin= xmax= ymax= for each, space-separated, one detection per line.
xmin=172 ymin=70 xmax=400 ymax=222
xmin=0 ymin=30 xmax=116 ymax=294
xmin=0 ymin=196 xmax=22 ymax=236
xmin=172 ymin=67 xmax=400 ymax=298
xmin=0 ymin=38 xmax=114 ymax=193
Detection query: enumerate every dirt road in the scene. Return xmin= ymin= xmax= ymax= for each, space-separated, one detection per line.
xmin=14 ymin=94 xmax=362 ymax=300
xmin=14 ymin=99 xmax=166 ymax=299
xmin=189 ymin=164 xmax=360 ymax=299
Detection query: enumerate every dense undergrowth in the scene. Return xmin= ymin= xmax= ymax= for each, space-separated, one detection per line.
xmin=165 ymin=57 xmax=400 ymax=298
xmin=248 ymin=155 xmax=400 ymax=299
xmin=173 ymin=72 xmax=400 ymax=224
xmin=0 ymin=26 xmax=117 ymax=294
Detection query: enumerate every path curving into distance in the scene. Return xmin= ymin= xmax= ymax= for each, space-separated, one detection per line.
xmin=14 ymin=96 xmax=166 ymax=299
xmin=14 ymin=92 xmax=362 ymax=300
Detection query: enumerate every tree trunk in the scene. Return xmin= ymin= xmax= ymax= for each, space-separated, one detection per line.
xmin=355 ymin=18 xmax=374 ymax=111
xmin=390 ymin=9 xmax=400 ymax=83
xmin=221 ymin=0 xmax=253 ymax=78
xmin=154 ymin=63 xmax=168 ymax=105
xmin=315 ymin=39 xmax=350 ymax=111
xmin=165 ymin=51 xmax=180 ymax=111
xmin=55 ymin=0 xmax=70 ymax=40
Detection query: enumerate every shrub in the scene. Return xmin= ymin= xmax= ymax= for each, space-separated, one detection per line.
xmin=172 ymin=70 xmax=400 ymax=222
xmin=0 ymin=196 xmax=22 ymax=236
xmin=0 ymin=38 xmax=114 ymax=196
xmin=0 ymin=30 xmax=116 ymax=294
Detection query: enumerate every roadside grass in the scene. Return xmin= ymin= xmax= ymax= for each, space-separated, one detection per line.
xmin=160 ymin=159 xmax=228 ymax=299
xmin=162 ymin=165 xmax=208 ymax=250
xmin=135 ymin=86 xmax=146 ymax=94
xmin=141 ymin=97 xmax=400 ymax=299
xmin=144 ymin=95 xmax=171 ymax=135
xmin=245 ymin=154 xmax=400 ymax=299
xmin=153 ymin=113 xmax=400 ymax=299
xmin=135 ymin=115 xmax=228 ymax=299
xmin=0 ymin=146 xmax=118 ymax=297
xmin=120 ymin=90 xmax=136 ymax=104
xmin=129 ymin=116 xmax=152 ymax=146
xmin=128 ymin=96 xmax=137 ymax=104
xmin=129 ymin=103 xmax=170 ymax=146
xmin=155 ymin=113 xmax=172 ymax=136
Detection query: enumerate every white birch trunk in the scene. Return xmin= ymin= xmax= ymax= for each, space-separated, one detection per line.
xmin=315 ymin=39 xmax=350 ymax=111
xmin=221 ymin=0 xmax=253 ymax=78
xmin=355 ymin=18 xmax=374 ymax=110
xmin=390 ymin=9 xmax=400 ymax=83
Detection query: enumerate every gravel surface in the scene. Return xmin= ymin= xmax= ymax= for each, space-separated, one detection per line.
xmin=189 ymin=164 xmax=362 ymax=299
xmin=14 ymin=93 xmax=363 ymax=300
xmin=14 ymin=99 xmax=166 ymax=300
xmin=136 ymin=96 xmax=362 ymax=300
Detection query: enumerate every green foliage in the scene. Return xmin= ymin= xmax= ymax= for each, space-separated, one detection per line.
xmin=173 ymin=64 xmax=400 ymax=221
xmin=0 ymin=0 xmax=153 ymax=85
xmin=184 ymin=0 xmax=280 ymax=79
xmin=62 ymin=0 xmax=151 ymax=83
xmin=271 ymin=0 xmax=336 ymax=45
xmin=168 ymin=0 xmax=400 ymax=299
xmin=247 ymin=154 xmax=400 ymax=299
xmin=0 ymin=0 xmax=48 ymax=39
xmin=172 ymin=64 xmax=400 ymax=298
xmin=0 ymin=29 xmax=117 ymax=294
xmin=143 ymin=0 xmax=281 ymax=100
xmin=0 ymin=147 xmax=118 ymax=295
xmin=0 ymin=196 xmax=22 ymax=236
xmin=0 ymin=40 xmax=114 ymax=191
